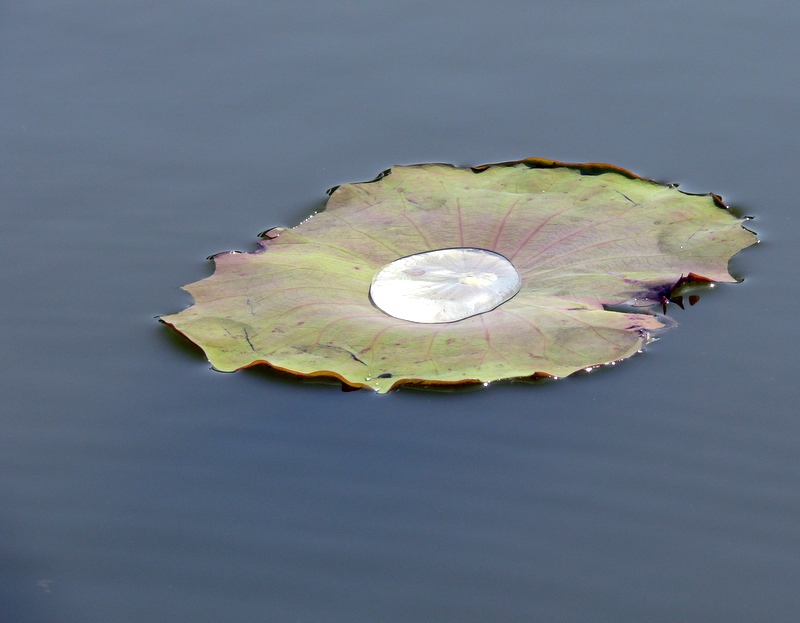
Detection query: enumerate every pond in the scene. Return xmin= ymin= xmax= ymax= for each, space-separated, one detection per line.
xmin=2 ymin=1 xmax=798 ymax=621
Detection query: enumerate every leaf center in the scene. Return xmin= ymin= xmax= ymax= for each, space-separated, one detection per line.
xmin=370 ymin=247 xmax=521 ymax=323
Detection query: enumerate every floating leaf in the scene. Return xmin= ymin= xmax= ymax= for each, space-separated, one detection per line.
xmin=161 ymin=158 xmax=756 ymax=392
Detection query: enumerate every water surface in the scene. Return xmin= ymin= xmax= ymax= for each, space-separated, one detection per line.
xmin=2 ymin=2 xmax=799 ymax=621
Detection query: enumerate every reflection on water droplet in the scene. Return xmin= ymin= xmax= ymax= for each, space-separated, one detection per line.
xmin=459 ymin=272 xmax=498 ymax=287
xmin=370 ymin=248 xmax=521 ymax=323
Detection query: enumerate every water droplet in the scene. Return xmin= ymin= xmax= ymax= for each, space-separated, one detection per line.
xmin=370 ymin=248 xmax=521 ymax=323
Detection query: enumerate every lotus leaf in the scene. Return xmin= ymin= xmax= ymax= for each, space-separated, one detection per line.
xmin=161 ymin=158 xmax=756 ymax=392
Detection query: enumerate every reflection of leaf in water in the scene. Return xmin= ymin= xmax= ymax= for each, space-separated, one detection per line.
xmin=161 ymin=158 xmax=757 ymax=393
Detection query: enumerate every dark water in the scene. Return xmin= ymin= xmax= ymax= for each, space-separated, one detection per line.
xmin=2 ymin=1 xmax=798 ymax=621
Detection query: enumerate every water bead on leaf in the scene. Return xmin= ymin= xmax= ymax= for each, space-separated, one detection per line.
xmin=369 ymin=248 xmax=521 ymax=323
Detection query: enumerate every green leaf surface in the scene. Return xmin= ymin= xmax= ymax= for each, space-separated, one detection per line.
xmin=161 ymin=159 xmax=757 ymax=392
